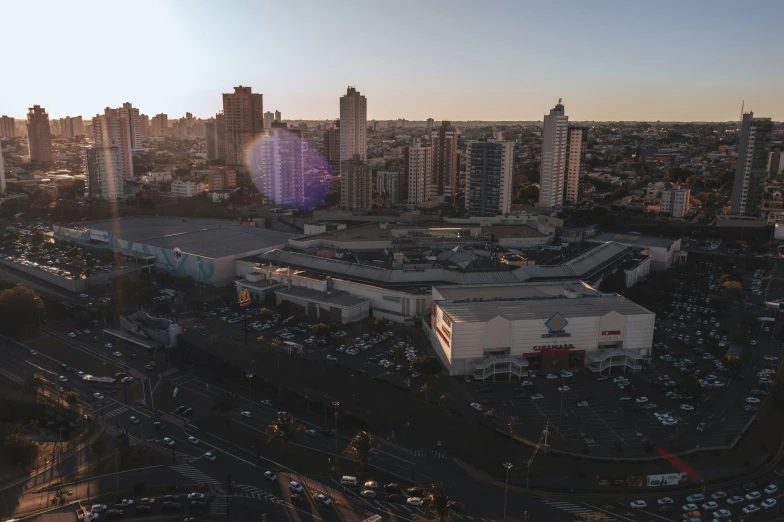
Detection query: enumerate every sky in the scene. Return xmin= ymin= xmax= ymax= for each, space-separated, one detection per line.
xmin=2 ymin=0 xmax=783 ymax=122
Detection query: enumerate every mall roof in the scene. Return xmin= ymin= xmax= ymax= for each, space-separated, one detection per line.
xmin=591 ymin=233 xmax=678 ymax=249
xmin=276 ymin=286 xmax=368 ymax=307
xmin=82 ymin=217 xmax=298 ymax=258
xmin=438 ymin=291 xmax=653 ymax=323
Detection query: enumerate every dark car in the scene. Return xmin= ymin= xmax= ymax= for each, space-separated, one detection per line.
xmin=104 ymin=510 xmax=124 ymax=520
xmin=163 ymin=495 xmax=179 ymax=502
xmin=135 ymin=505 xmax=152 ymax=514
xmin=406 ymin=487 xmax=424 ymax=497
xmin=183 ymin=408 xmax=193 ymax=416
xmin=290 ymin=493 xmax=303 ymax=505
xmin=385 ymin=494 xmax=406 ymax=503
xmin=153 ymin=422 xmax=165 ymax=430
xmin=383 ymin=483 xmax=399 ymax=491
xmin=175 ymin=406 xmax=186 ymax=414
xmin=161 ymin=502 xmax=181 ymax=511
xmin=319 ymin=429 xmax=335 ymax=437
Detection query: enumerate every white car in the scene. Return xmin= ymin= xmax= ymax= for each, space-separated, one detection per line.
xmin=58 ymin=375 xmax=68 ymax=383
xmin=726 ymin=495 xmax=744 ymax=505
xmin=560 ymin=371 xmax=573 ymax=378
xmin=241 ymin=411 xmax=251 ymax=418
xmin=557 ymin=386 xmax=570 ymax=392
xmin=305 ymin=429 xmax=317 ymax=437
xmin=762 ymin=498 xmax=777 ymax=510
xmin=764 ymin=484 xmax=778 ymax=495
xmin=360 ymin=489 xmax=376 ymax=498
xmin=681 ymin=503 xmax=698 ymax=512
xmin=116 ymin=499 xmax=133 ymax=508
xmin=29 ymin=349 xmax=37 ymax=356
xmin=576 ymin=401 xmax=589 ymax=407
xmin=657 ymin=497 xmax=673 ymax=506
xmin=713 ymin=508 xmax=731 ymax=519
xmin=470 ymin=403 xmax=483 ymax=411
xmin=289 ymin=481 xmax=304 ymax=493
xmin=204 ymin=452 xmax=216 ymax=462
xmin=545 ymin=373 xmax=558 ymax=380
xmin=112 ymin=351 xmax=122 ymax=357
xmin=129 ymin=416 xmax=140 ymax=424
xmin=680 ymin=404 xmax=695 ymax=411
xmin=629 ymin=500 xmax=647 ymax=509
xmin=407 ymin=497 xmax=422 ymax=506
xmin=68 ymin=332 xmax=76 ymax=338
xmin=264 ymin=471 xmax=276 ymax=481
xmin=701 ymin=501 xmax=718 ymax=511
xmin=746 ymin=491 xmax=761 ymax=501
xmin=326 ymin=355 xmax=337 ymax=362
xmin=188 ymin=436 xmax=200 ymax=445
xmin=764 ymin=355 xmax=778 ymax=361
xmin=531 ymin=394 xmax=544 ymax=400
xmin=260 ymin=400 xmax=273 ymax=406
xmin=710 ymin=491 xmax=727 ymax=500
xmin=520 ymin=381 xmax=533 ymax=387
xmin=93 ymin=392 xmax=104 ymax=400
xmin=635 ymin=397 xmax=648 ymax=404
xmin=315 ymin=494 xmax=332 ymax=507
xmin=162 ymin=437 xmax=175 ymax=447
xmin=743 ymin=504 xmax=760 ymax=514
xmin=105 ymin=343 xmax=113 ymax=348
xmin=746 ymin=397 xmax=761 ymax=404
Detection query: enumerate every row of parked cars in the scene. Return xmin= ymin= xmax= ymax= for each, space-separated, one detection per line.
xmin=635 ymin=486 xmax=780 ymax=519
xmin=89 ymin=493 xmax=209 ymax=520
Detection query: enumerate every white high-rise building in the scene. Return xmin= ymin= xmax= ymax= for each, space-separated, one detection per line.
xmin=539 ymin=100 xmax=569 ymax=210
xmin=660 ymin=185 xmax=690 ymax=218
xmin=121 ymin=103 xmax=142 ymax=149
xmin=170 ymin=180 xmax=205 ymax=198
xmin=87 ymin=145 xmax=125 ymax=200
xmin=92 ymin=107 xmax=134 ymax=179
xmin=565 ymin=127 xmax=587 ymax=204
xmin=339 ymin=87 xmax=367 ymax=169
xmin=406 ymin=139 xmax=432 ymax=205
xmin=0 ymin=142 xmax=6 ymax=194
xmin=731 ymin=112 xmax=773 ymax=217
xmin=263 ymin=111 xmax=275 ymax=130
xmin=464 ymin=140 xmax=514 ymax=217
xmin=248 ymin=129 xmax=305 ymax=207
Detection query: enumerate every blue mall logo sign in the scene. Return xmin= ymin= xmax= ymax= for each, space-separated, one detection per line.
xmin=542 ymin=312 xmax=571 ymax=339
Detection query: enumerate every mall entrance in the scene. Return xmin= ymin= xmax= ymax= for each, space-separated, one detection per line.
xmin=524 ymin=349 xmax=585 ymax=371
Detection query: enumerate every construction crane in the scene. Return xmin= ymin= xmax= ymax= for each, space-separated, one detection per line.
xmin=526 ymin=421 xmax=549 ymax=490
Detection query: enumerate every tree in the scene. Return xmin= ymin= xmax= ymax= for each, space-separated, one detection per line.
xmin=271 ymin=337 xmax=282 ymax=346
xmin=64 ymin=391 xmax=80 ymax=410
xmin=51 ymin=488 xmax=73 ymax=506
xmin=0 ymin=286 xmax=45 ymax=334
xmin=344 ymin=430 xmax=374 ymax=468
xmin=31 ymin=230 xmax=45 ymax=244
xmin=259 ymin=308 xmax=273 ymax=320
xmin=575 ymin=514 xmax=607 ymax=522
xmin=515 ymin=184 xmax=539 ymax=205
xmin=26 ymin=373 xmax=45 ymax=396
xmin=312 ymin=323 xmax=330 ymax=337
xmin=410 ymin=356 xmax=442 ymax=376
xmin=282 ymin=316 xmax=296 ymax=327
xmin=721 ymin=280 xmax=743 ymax=292
xmin=256 ymin=335 xmax=265 ymax=343
xmin=424 ymin=482 xmax=462 ymax=522
xmin=372 ymin=316 xmax=389 ymax=332
xmin=90 ymin=439 xmax=106 ymax=464
xmin=265 ymin=413 xmax=304 ymax=454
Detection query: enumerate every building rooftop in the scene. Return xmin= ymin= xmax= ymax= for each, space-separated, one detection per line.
xmin=481 ymin=225 xmax=546 ymax=238
xmin=78 ymin=217 xmax=298 ymax=258
xmin=434 ymin=281 xmax=598 ymax=301
xmin=591 ymin=233 xmax=678 ymax=249
xmin=276 ymin=286 xmax=368 ymax=307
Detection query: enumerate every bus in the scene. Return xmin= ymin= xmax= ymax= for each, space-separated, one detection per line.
xmin=81 ymin=375 xmax=116 ymax=388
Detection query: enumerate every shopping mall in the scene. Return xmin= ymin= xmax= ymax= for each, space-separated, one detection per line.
xmin=426 ymin=281 xmax=655 ymax=380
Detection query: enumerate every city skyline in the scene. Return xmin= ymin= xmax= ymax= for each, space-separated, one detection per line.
xmin=2 ymin=0 xmax=783 ymax=122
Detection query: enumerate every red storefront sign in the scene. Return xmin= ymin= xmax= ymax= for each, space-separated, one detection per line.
xmin=436 ymin=327 xmax=450 ymax=347
xmin=533 ymin=344 xmax=576 ymax=351
xmin=601 ymin=330 xmax=621 ymax=336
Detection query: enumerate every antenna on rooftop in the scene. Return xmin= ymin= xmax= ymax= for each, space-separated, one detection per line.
xmin=740 ymin=100 xmax=744 ymax=121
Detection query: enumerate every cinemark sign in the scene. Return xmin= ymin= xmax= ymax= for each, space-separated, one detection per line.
xmin=533 ymin=344 xmax=576 ymax=351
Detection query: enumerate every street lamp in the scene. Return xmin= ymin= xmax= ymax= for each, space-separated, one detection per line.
xmin=332 ymin=401 xmax=340 ymax=465
xmin=502 ymin=462 xmax=513 ymax=522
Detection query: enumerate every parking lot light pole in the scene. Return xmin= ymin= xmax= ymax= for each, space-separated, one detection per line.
xmin=559 ymin=375 xmax=565 ymax=421
xmin=502 ymin=462 xmax=513 ymax=522
xmin=332 ymin=401 xmax=340 ymax=464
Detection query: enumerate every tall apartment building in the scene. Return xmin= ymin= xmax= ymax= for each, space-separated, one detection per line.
xmin=406 ymin=139 xmax=432 ymax=205
xmin=223 ymin=85 xmax=264 ymax=165
xmin=0 ymin=142 xmax=6 ymax=194
xmin=464 ymin=140 xmax=514 ymax=217
xmin=539 ymin=100 xmax=569 ymax=210
xmin=427 ymin=118 xmax=435 ymax=130
xmin=769 ymin=148 xmax=784 ymax=178
xmin=339 ymin=87 xmax=367 ymax=169
xmin=92 ymin=107 xmax=134 ymax=179
xmin=205 ymin=113 xmax=226 ymax=162
xmin=431 ymin=121 xmax=459 ymax=202
xmin=322 ymin=120 xmax=340 ymax=173
xmin=87 ymin=145 xmax=125 ymax=200
xmin=263 ymin=111 xmax=275 ymax=130
xmin=210 ymin=169 xmax=236 ymax=191
xmin=340 ymin=155 xmax=372 ymax=210
xmin=376 ymin=170 xmax=400 ymax=204
xmin=121 ymin=103 xmax=142 ymax=149
xmin=49 ymin=119 xmax=61 ymax=137
xmin=565 ymin=126 xmax=588 ymax=204
xmin=731 ymin=112 xmax=774 ymax=217
xmin=0 ymin=116 xmax=15 ymax=138
xmin=140 ymin=114 xmax=150 ymax=137
xmin=660 ymin=185 xmax=690 ymax=218
xmin=26 ymin=105 xmax=54 ymax=167
xmin=274 ymin=110 xmax=281 ymax=122
xmin=248 ymin=129 xmax=305 ymax=207
xmin=150 ymin=114 xmax=168 ymax=136
xmin=59 ymin=116 xmax=84 ymax=138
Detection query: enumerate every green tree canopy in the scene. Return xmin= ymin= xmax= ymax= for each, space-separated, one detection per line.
xmin=0 ymin=286 xmax=45 ymax=333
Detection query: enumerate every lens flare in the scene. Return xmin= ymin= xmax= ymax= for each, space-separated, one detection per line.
xmin=244 ymin=129 xmax=331 ymax=209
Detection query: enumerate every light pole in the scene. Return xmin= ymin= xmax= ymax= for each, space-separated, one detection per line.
xmin=559 ymin=375 xmax=565 ymax=421
xmin=246 ymin=372 xmax=253 ymax=402
xmin=502 ymin=462 xmax=513 ymax=522
xmin=332 ymin=401 xmax=340 ymax=465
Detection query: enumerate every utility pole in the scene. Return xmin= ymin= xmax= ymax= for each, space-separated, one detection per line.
xmin=502 ymin=462 xmax=513 ymax=522
xmin=332 ymin=401 xmax=340 ymax=466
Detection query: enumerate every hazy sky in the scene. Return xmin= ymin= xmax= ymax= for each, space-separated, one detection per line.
xmin=3 ymin=0 xmax=783 ymax=122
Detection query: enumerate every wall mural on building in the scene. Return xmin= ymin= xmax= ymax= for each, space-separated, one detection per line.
xmin=109 ymin=236 xmax=217 ymax=283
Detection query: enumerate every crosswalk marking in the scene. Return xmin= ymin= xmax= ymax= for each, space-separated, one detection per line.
xmin=211 ymin=494 xmax=229 ymax=515
xmin=541 ymin=500 xmax=620 ymax=521
xmin=105 ymin=424 xmax=142 ymax=445
xmin=170 ymin=464 xmax=221 ymax=485
xmin=102 ymin=406 xmax=128 ymax=419
xmin=413 ymin=449 xmax=448 ymax=459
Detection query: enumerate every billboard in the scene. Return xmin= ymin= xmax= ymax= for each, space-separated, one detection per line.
xmin=646 ymin=472 xmax=687 ymax=487
xmin=89 ymin=229 xmax=109 ymax=242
